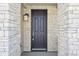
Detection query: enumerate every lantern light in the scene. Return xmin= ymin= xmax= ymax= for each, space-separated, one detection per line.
xmin=23 ymin=13 xmax=29 ymax=21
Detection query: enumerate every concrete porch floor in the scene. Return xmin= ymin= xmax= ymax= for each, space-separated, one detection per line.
xmin=21 ymin=51 xmax=58 ymax=56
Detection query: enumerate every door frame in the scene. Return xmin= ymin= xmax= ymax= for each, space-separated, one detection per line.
xmin=31 ymin=9 xmax=48 ymax=51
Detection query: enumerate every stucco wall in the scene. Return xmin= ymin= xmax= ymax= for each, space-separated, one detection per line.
xmin=22 ymin=4 xmax=58 ymax=51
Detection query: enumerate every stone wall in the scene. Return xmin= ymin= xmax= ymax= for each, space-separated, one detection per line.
xmin=1 ymin=3 xmax=79 ymax=56
xmin=68 ymin=4 xmax=79 ymax=56
xmin=8 ymin=3 xmax=21 ymax=56
xmin=58 ymin=3 xmax=79 ymax=56
xmin=0 ymin=3 xmax=21 ymax=56
xmin=0 ymin=3 xmax=9 ymax=56
xmin=20 ymin=4 xmax=24 ymax=53
xmin=58 ymin=3 xmax=69 ymax=56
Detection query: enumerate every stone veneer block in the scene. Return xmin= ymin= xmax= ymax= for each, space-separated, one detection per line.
xmin=0 ymin=3 xmax=21 ymax=56
xmin=58 ymin=3 xmax=79 ymax=56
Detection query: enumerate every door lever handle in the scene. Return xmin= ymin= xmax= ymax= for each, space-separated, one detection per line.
xmin=32 ymin=38 xmax=34 ymax=40
xmin=32 ymin=36 xmax=34 ymax=40
xmin=32 ymin=32 xmax=34 ymax=40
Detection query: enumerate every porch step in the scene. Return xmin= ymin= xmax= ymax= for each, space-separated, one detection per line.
xmin=21 ymin=51 xmax=58 ymax=56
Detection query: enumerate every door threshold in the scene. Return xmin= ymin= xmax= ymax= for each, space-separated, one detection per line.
xmin=32 ymin=48 xmax=46 ymax=50
xmin=32 ymin=48 xmax=47 ymax=52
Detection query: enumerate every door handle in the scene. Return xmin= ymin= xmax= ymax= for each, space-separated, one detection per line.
xmin=32 ymin=32 xmax=34 ymax=40
xmin=32 ymin=36 xmax=34 ymax=40
xmin=32 ymin=38 xmax=34 ymax=40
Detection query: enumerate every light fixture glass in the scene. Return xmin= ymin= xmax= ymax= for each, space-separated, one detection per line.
xmin=24 ymin=13 xmax=29 ymax=21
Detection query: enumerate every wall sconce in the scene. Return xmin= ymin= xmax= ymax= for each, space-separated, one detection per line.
xmin=23 ymin=13 xmax=29 ymax=21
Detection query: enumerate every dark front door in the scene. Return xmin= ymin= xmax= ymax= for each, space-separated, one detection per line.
xmin=31 ymin=10 xmax=47 ymax=51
